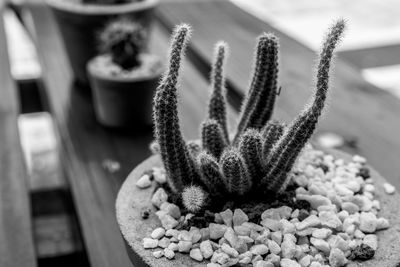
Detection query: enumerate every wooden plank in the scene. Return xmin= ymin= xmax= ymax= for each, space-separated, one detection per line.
xmin=0 ymin=3 xmax=37 ymax=267
xmin=23 ymin=2 xmax=235 ymax=266
xmin=338 ymin=44 xmax=400 ymax=69
xmin=157 ymin=1 xmax=400 ymax=187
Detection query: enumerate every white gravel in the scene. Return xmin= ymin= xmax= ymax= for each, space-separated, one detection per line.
xmin=139 ymin=147 xmax=392 ymax=266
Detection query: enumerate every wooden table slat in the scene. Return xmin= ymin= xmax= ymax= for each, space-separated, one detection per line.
xmin=0 ymin=3 xmax=37 ymax=267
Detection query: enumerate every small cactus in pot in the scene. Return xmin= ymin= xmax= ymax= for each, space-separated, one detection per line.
xmin=87 ymin=17 xmax=163 ymax=129
xmin=152 ymin=20 xmax=345 ymax=213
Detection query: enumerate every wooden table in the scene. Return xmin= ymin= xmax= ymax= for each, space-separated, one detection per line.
xmin=0 ymin=0 xmax=398 ymax=266
xmin=0 ymin=3 xmax=37 ymax=267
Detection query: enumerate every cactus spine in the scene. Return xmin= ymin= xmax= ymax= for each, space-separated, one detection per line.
xmin=197 ymin=152 xmax=226 ymax=196
xmin=239 ymin=129 xmax=263 ymax=183
xmin=260 ymin=20 xmax=345 ymax=193
xmin=208 ymin=42 xmax=230 ymax=142
xmin=220 ymin=148 xmax=252 ymax=196
xmin=182 ymin=185 xmax=207 ymax=213
xmin=153 ymin=24 xmax=198 ymax=193
xmin=234 ymin=34 xmax=279 ymax=142
xmin=201 ymin=119 xmax=228 ymax=159
xmin=261 ymin=120 xmax=285 ymax=161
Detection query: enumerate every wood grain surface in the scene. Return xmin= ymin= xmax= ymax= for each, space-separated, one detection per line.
xmin=0 ymin=3 xmax=37 ymax=267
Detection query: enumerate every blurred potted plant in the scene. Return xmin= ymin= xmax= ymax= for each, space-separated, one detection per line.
xmin=87 ymin=18 xmax=163 ymax=128
xmin=46 ymin=0 xmax=158 ymax=87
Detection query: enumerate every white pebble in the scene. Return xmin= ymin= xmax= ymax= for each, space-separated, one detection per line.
xmin=167 ymin=243 xmax=178 ymax=251
xmin=250 ymin=244 xmax=269 ymax=255
xmin=363 ymin=234 xmax=378 ymax=250
xmin=159 ymin=214 xmax=178 ymax=230
xmin=341 ymin=202 xmax=359 ymax=214
xmin=151 ymin=227 xmax=165 ymax=239
xmin=233 ymin=209 xmax=249 ymax=226
xmin=281 ymin=258 xmax=302 ymax=267
xmin=312 ymin=228 xmax=332 ymax=239
xmin=329 ymin=248 xmax=347 ymax=267
xmin=209 ymin=223 xmax=227 ymax=239
xmin=220 ymin=209 xmax=233 ymax=227
xmin=310 ymin=237 xmax=330 ymax=253
xmin=143 ymin=238 xmax=158 ymax=249
xmin=189 ymin=248 xmax=203 ymax=261
xmin=383 ymin=182 xmax=396 ymax=194
xmin=376 ymin=217 xmax=390 ymax=230
xmin=267 ymin=239 xmax=281 ymax=255
xmin=158 ymin=237 xmax=170 ymax=248
xmin=136 ymin=174 xmax=152 ymax=188
xmin=151 ymin=188 xmax=168 ymax=208
xmin=359 ymin=212 xmax=377 ymax=233
xmin=164 ymin=248 xmax=175 ymax=259
xmin=299 ymin=255 xmax=312 ymax=267
xmin=152 ymin=250 xmax=164 ymax=258
xmin=319 ymin=211 xmax=342 ymax=229
xmin=200 ymin=240 xmax=213 ymax=259
xmin=178 ymin=241 xmax=192 ymax=253
xmin=296 ymin=215 xmax=321 ymax=230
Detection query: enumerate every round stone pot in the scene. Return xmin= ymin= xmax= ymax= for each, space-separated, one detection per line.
xmin=46 ymin=0 xmax=158 ymax=87
xmin=87 ymin=54 xmax=162 ymax=128
xmin=115 ymin=151 xmax=400 ymax=267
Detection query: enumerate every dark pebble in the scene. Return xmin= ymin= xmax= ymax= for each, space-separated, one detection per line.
xmin=318 ymin=163 xmax=329 ymax=173
xmin=140 ymin=207 xmax=152 ymax=219
xmin=298 ymin=209 xmax=310 ymax=221
xmin=349 ymin=244 xmax=375 ymax=261
xmin=357 ymin=167 xmax=370 ymax=180
xmin=295 ymin=200 xmax=311 ymax=211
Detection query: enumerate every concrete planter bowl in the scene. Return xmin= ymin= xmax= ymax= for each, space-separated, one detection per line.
xmin=46 ymin=0 xmax=158 ymax=87
xmin=116 ymin=149 xmax=400 ymax=267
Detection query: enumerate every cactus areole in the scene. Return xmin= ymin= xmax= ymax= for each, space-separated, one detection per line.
xmin=152 ymin=21 xmax=345 ymax=213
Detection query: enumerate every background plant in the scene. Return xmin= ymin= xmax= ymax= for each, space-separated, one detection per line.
xmin=99 ymin=18 xmax=146 ymax=69
xmin=153 ymin=21 xmax=345 ymax=213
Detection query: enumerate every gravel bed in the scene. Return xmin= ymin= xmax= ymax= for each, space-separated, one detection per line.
xmin=136 ymin=146 xmax=394 ymax=266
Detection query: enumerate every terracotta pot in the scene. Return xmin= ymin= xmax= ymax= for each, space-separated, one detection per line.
xmin=116 ymin=150 xmax=400 ymax=266
xmin=87 ymin=54 xmax=162 ymax=128
xmin=46 ymin=0 xmax=159 ymax=87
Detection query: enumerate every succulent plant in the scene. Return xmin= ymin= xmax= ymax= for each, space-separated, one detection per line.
xmin=99 ymin=18 xmax=146 ymax=69
xmin=153 ymin=20 xmax=345 ymax=213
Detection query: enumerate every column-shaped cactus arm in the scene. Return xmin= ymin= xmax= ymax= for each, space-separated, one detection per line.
xmin=201 ymin=119 xmax=228 ymax=159
xmin=260 ymin=20 xmax=345 ymax=193
xmin=234 ymin=33 xmax=279 ymax=142
xmin=239 ymin=129 xmax=263 ymax=184
xmin=220 ymin=148 xmax=252 ymax=196
xmin=261 ymin=120 xmax=285 ymax=162
xmin=197 ymin=152 xmax=226 ymax=197
xmin=208 ymin=42 xmax=230 ymax=142
xmin=153 ymin=24 xmax=198 ymax=193
xmin=182 ymin=185 xmax=207 ymax=213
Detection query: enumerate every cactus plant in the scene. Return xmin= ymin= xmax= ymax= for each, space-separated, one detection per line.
xmin=99 ymin=18 xmax=146 ymax=70
xmin=153 ymin=20 xmax=345 ymax=213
